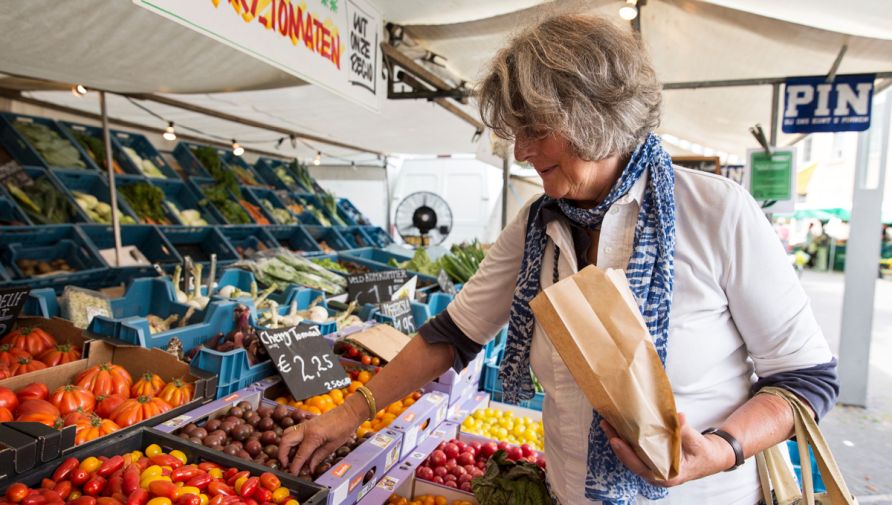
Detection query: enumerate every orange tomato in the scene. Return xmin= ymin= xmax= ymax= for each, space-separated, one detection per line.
xmin=357 ymin=371 xmax=372 ymax=384
xmin=132 ymin=372 xmax=166 ymax=398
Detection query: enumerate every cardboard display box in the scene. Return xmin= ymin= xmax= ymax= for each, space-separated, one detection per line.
xmin=0 ymin=337 xmax=214 ymax=477
xmin=388 ymin=391 xmax=449 ymax=461
xmin=157 ymin=384 xmax=404 ymax=505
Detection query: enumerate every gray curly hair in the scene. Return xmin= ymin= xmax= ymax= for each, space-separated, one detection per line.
xmin=477 ymin=13 xmax=662 ymax=161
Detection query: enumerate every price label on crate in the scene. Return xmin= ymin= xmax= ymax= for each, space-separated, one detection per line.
xmin=379 ymin=299 xmax=416 ymax=334
xmin=0 ymin=286 xmax=30 ymax=339
xmin=347 ymin=269 xmax=408 ymax=304
xmin=259 ymin=323 xmax=349 ymax=400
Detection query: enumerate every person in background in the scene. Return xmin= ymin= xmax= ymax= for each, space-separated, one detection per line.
xmin=280 ymin=13 xmax=838 ymax=504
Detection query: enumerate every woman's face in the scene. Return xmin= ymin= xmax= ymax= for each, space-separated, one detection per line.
xmin=514 ymin=132 xmax=624 ymax=204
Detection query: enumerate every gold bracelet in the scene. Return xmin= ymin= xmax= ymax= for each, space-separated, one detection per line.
xmin=355 ymin=385 xmax=377 ymax=421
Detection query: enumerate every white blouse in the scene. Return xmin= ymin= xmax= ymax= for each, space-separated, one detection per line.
xmin=446 ymin=167 xmax=833 ymax=504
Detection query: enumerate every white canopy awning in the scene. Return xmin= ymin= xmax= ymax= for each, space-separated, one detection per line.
xmin=1 ymin=0 xmax=891 ymax=159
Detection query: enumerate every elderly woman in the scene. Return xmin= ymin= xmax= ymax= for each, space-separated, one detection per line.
xmin=280 ymin=14 xmax=838 ymax=504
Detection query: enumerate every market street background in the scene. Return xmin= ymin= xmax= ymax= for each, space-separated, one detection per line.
xmin=801 ymin=270 xmax=892 ymax=503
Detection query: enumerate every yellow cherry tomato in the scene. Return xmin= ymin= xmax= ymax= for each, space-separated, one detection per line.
xmin=80 ymin=457 xmax=102 ymax=473
xmin=175 ymin=487 xmax=201 ymax=499
xmin=147 ymin=498 xmax=172 ymax=505
xmin=199 ymin=495 xmax=208 ymax=505
xmin=141 ymin=465 xmax=163 ymax=479
xmin=234 ymin=477 xmax=248 ymax=494
xmin=145 ymin=444 xmax=163 ymax=458
xmin=284 ymin=500 xmax=300 ymax=505
xmin=272 ymin=488 xmax=290 ymax=504
xmin=208 ymin=468 xmax=223 ymax=479
xmin=169 ymin=450 xmax=188 ymax=465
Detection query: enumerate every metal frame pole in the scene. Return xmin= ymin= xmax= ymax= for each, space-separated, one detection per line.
xmin=769 ymin=83 xmax=780 ymax=147
xmin=99 ymin=91 xmax=122 ymax=267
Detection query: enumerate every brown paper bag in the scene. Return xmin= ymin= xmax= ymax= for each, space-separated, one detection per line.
xmin=529 ymin=265 xmax=682 ymax=480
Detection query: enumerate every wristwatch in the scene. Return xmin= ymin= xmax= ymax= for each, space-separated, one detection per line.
xmin=701 ymin=427 xmax=744 ymax=471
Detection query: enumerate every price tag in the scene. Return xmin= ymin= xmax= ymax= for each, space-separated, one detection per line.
xmin=258 ymin=323 xmax=349 ymax=401
xmin=0 ymin=161 xmax=32 ymax=187
xmin=379 ymin=299 xmax=416 ymax=334
xmin=0 ymin=286 xmax=30 ymax=339
xmin=437 ymin=269 xmax=456 ymax=295
xmin=347 ymin=269 xmax=408 ymax=304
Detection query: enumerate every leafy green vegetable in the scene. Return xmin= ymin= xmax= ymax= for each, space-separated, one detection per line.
xmin=472 ymin=451 xmax=551 ymax=505
xmin=290 ymin=159 xmax=316 ymax=193
xmin=119 ymin=182 xmax=169 ymax=224
xmin=311 ymin=257 xmax=348 ymax=273
xmin=201 ymin=183 xmax=251 ymax=224
xmin=14 ymin=121 xmax=85 ymax=168
xmin=7 ymin=176 xmax=78 ymax=224
xmin=389 ymin=248 xmax=441 ymax=277
xmin=233 ymin=249 xmax=347 ymax=294
xmin=318 ymin=191 xmax=346 ymax=226
xmin=193 ymin=146 xmax=241 ymax=197
xmin=441 ymin=241 xmax=486 ymax=283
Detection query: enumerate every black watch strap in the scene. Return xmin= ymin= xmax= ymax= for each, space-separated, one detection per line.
xmin=701 ymin=427 xmax=744 ymax=471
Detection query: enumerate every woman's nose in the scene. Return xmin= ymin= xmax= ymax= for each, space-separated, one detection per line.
xmin=514 ymin=135 xmax=536 ymax=162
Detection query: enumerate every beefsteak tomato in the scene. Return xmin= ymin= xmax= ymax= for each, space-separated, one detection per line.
xmin=16 ymin=399 xmax=63 ymax=429
xmin=16 ymin=382 xmax=49 ymax=402
xmin=0 ymin=407 xmax=11 ymax=422
xmin=50 ymin=385 xmax=96 ymax=416
xmin=0 ymin=344 xmax=30 ymax=368
xmin=37 ymin=342 xmax=81 ymax=366
xmin=1 ymin=327 xmax=56 ymax=356
xmin=66 ymin=413 xmax=121 ymax=445
xmin=157 ymin=378 xmax=194 ymax=408
xmin=131 ymin=372 xmax=165 ymax=398
xmin=94 ymin=394 xmax=126 ymax=419
xmin=11 ymin=356 xmax=47 ymax=376
xmin=109 ymin=395 xmax=172 ymax=427
xmin=75 ymin=363 xmax=132 ymax=398
xmin=0 ymin=386 xmax=18 ymax=412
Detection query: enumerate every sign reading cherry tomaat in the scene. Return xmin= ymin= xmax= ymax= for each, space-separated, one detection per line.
xmin=134 ymin=0 xmax=383 ymax=111
xmin=783 ymin=74 xmax=875 ymax=133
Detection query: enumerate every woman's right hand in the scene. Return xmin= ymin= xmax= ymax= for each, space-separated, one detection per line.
xmin=277 ymin=397 xmax=365 ymax=475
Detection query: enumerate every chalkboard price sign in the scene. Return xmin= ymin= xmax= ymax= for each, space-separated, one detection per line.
xmin=259 ymin=323 xmax=349 ymax=400
xmin=347 ymin=269 xmax=408 ymax=304
xmin=0 ymin=286 xmax=30 ymax=339
xmin=379 ymin=299 xmax=416 ymax=334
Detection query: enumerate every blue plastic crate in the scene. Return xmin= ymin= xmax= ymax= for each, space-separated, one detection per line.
xmin=266 ymin=225 xmax=323 ymax=254
xmin=0 ymin=193 xmax=31 ymax=225
xmin=111 ymin=129 xmax=180 ymax=179
xmin=173 ymin=141 xmax=266 ymax=187
xmin=53 ymin=170 xmax=141 ymax=224
xmin=6 ymin=166 xmax=90 ymax=224
xmin=341 ymin=247 xmax=412 ymax=265
xmin=127 ymin=175 xmax=218 ymax=226
xmin=293 ymin=193 xmax=342 ymax=227
xmin=185 ymin=177 xmax=256 ymax=225
xmin=426 ymin=292 xmax=453 ymax=317
xmin=253 ymin=157 xmax=299 ymax=190
xmin=361 ymin=226 xmax=394 ymax=247
xmin=59 ymin=121 xmax=141 ymax=175
xmin=787 ymin=440 xmax=827 ymax=493
xmin=370 ymin=300 xmax=431 ymax=329
xmin=0 ymin=224 xmax=107 ymax=284
xmin=243 ymin=187 xmax=300 ymax=225
xmin=273 ymin=190 xmax=322 ymax=225
xmin=22 ymin=288 xmax=60 ymax=318
xmin=336 ymin=226 xmax=376 ymax=249
xmin=80 ymin=223 xmax=182 ymax=267
xmin=218 ymin=225 xmax=281 ymax=259
xmin=172 ymin=142 xmax=214 ymax=178
xmin=304 ymin=225 xmax=352 ymax=251
xmin=0 ymin=113 xmax=97 ymax=170
xmin=159 ymin=226 xmax=240 ymax=265
xmin=338 ymin=198 xmax=368 ymax=225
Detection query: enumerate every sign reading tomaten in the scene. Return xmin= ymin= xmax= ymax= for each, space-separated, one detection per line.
xmin=134 ymin=0 xmax=383 ymax=111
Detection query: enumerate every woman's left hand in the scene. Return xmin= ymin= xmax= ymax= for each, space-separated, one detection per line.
xmin=600 ymin=413 xmax=737 ymax=488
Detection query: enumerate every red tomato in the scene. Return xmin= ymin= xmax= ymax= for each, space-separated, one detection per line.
xmin=74 ymin=363 xmax=132 ymax=398
xmin=1 ymin=327 xmax=56 ymax=356
xmin=6 ymin=483 xmax=29 ymax=503
xmin=37 ymin=342 xmax=81 ymax=366
xmin=428 ymin=449 xmax=447 ymax=467
xmin=50 ymin=385 xmax=96 ymax=416
xmin=0 ymin=386 xmax=19 ymax=412
xmin=0 ymin=407 xmax=13 ymax=422
xmin=16 ymin=382 xmax=49 ymax=402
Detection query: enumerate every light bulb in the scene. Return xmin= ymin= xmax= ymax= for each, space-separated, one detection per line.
xmin=313 ymin=151 xmax=321 ymax=166
xmin=71 ymin=84 xmax=87 ymax=97
xmin=232 ymin=140 xmax=244 ymax=156
xmin=619 ymin=0 xmax=638 ymax=20
xmin=162 ymin=122 xmax=177 ymax=141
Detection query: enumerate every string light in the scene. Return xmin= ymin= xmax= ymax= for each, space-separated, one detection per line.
xmin=162 ymin=122 xmax=177 ymax=141
xmin=275 ymin=137 xmax=285 ymax=149
xmin=232 ymin=139 xmax=244 ymax=156
xmin=71 ymin=84 xmax=87 ymax=97
xmin=619 ymin=0 xmax=638 ymax=20
xmin=290 ymin=134 xmax=297 ymax=149
xmin=313 ymin=151 xmax=321 ymax=166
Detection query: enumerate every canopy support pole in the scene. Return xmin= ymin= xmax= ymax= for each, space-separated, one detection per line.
xmin=769 ymin=83 xmax=780 ymax=147
xmin=838 ymin=91 xmax=891 ymax=407
xmin=99 ymin=90 xmax=122 ymax=268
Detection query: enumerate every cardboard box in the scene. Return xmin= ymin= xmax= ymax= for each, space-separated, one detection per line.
xmin=446 ymin=391 xmax=490 ymax=425
xmin=389 ymin=392 xmax=449 ymax=460
xmin=158 ymin=384 xmax=403 ymax=505
xmin=11 ymin=316 xmax=92 ymax=359
xmin=0 ymin=338 xmax=213 ymax=457
xmin=357 ymin=423 xmax=467 ymax=505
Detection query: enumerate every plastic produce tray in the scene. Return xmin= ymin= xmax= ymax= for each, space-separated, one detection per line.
xmin=112 ymin=128 xmax=180 ymax=178
xmin=0 ymin=427 xmax=328 ymax=504
xmin=305 ymin=226 xmax=351 ymax=252
xmin=136 ymin=176 xmax=218 ymax=226
xmin=292 ymin=193 xmax=341 ymax=226
xmin=244 ymin=186 xmax=299 ymax=225
xmin=254 ymin=157 xmax=298 ymax=190
xmin=266 ymin=225 xmax=322 ymax=255
xmin=218 ymin=225 xmax=281 ymax=259
xmin=336 ymin=226 xmax=375 ymax=249
xmin=338 ymin=197 xmax=368 ymax=225
xmin=186 ymin=177 xmax=260 ymax=225
xmin=360 ymin=226 xmax=394 ymax=247
xmin=276 ymin=191 xmax=323 ymax=225
xmin=172 ymin=141 xmax=214 ymax=178
xmin=0 ymin=193 xmax=31 ymax=225
xmin=59 ymin=121 xmax=140 ymax=175
xmin=80 ymin=223 xmax=182 ymax=267
xmin=341 ymin=247 xmax=412 ymax=266
xmin=0 ymin=113 xmax=97 ymax=170
xmin=53 ymin=169 xmax=140 ymax=224
xmin=0 ymin=224 xmax=107 ymax=286
xmin=5 ymin=166 xmax=90 ymax=224
xmin=159 ymin=226 xmax=240 ymax=265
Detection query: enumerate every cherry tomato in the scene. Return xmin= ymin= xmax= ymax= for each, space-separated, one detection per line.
xmin=52 ymin=481 xmax=71 ymax=500
xmin=40 ymin=479 xmax=54 ymax=490
xmin=257 ymin=474 xmax=279 ymax=493
xmin=21 ymin=494 xmax=46 ymax=505
xmin=71 ymin=468 xmax=91 ymax=486
xmin=185 ymin=474 xmax=211 ymax=491
xmin=123 ymin=465 xmax=141 ymax=495
xmin=251 ymin=489 xmax=272 ymax=504
xmin=148 ymin=481 xmax=177 ymax=500
xmin=237 ymin=478 xmax=259 ymax=499
xmin=226 ymin=471 xmax=249 ymax=487
xmin=175 ymin=495 xmax=199 ymax=505
xmin=7 ymin=483 xmax=30 ymax=503
xmin=206 ymin=482 xmax=233 ymax=498
xmin=98 ymin=456 xmax=126 ymax=477
xmin=52 ymin=457 xmax=80 ymax=481
xmin=67 ymin=497 xmax=95 ymax=505
xmin=83 ymin=476 xmax=107 ymax=497
xmin=146 ymin=499 xmax=170 ymax=505
xmin=96 ymin=498 xmax=123 ymax=505
xmin=149 ymin=455 xmax=182 ymax=470
xmin=125 ymin=489 xmax=148 ymax=505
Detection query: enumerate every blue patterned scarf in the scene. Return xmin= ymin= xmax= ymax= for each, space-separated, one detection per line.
xmin=499 ymin=133 xmax=676 ymax=504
